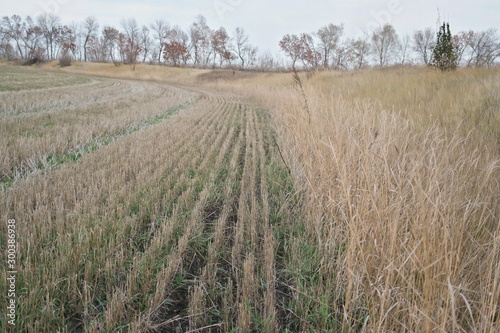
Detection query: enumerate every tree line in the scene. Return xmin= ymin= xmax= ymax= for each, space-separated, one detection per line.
xmin=0 ymin=14 xmax=259 ymax=69
xmin=1 ymin=13 xmax=499 ymax=70
xmin=279 ymin=23 xmax=500 ymax=70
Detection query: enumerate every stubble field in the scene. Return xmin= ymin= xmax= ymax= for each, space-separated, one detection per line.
xmin=0 ymin=62 xmax=499 ymax=332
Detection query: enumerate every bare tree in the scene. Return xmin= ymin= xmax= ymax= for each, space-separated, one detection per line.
xmin=211 ymin=27 xmax=233 ymax=67
xmin=467 ymin=29 xmax=500 ymax=67
xmin=101 ymin=26 xmax=119 ymax=62
xmin=163 ymin=27 xmax=189 ymax=67
xmin=82 ymin=16 xmax=99 ymax=62
xmin=177 ymin=28 xmax=191 ymax=65
xmin=412 ymin=27 xmax=435 ymax=65
xmin=139 ymin=25 xmax=152 ymax=62
xmin=332 ymin=39 xmax=352 ymax=70
xmin=0 ymin=21 xmax=15 ymax=59
xmin=233 ymin=27 xmax=257 ymax=68
xmin=164 ymin=39 xmax=189 ymax=67
xmin=371 ymin=23 xmax=399 ymax=67
xmin=279 ymin=33 xmax=322 ymax=70
xmin=120 ymin=18 xmax=143 ymax=69
xmin=233 ymin=27 xmax=248 ymax=67
xmin=22 ymin=16 xmax=43 ymax=59
xmin=246 ymin=46 xmax=258 ymax=68
xmin=257 ymin=51 xmax=276 ymax=71
xmin=453 ymin=30 xmax=474 ymax=66
xmin=1 ymin=15 xmax=26 ymax=58
xmin=398 ymin=33 xmax=412 ymax=65
xmin=58 ymin=26 xmax=76 ymax=66
xmin=279 ymin=34 xmax=304 ymax=70
xmin=1 ymin=43 xmax=16 ymax=59
xmin=37 ymin=13 xmax=61 ymax=60
xmin=0 ymin=26 xmax=7 ymax=57
xmin=189 ymin=15 xmax=212 ymax=66
xmin=300 ymin=33 xmax=321 ymax=70
xmin=316 ymin=23 xmax=344 ymax=68
xmin=121 ymin=18 xmax=140 ymax=45
xmin=85 ymin=33 xmax=101 ymax=62
xmin=165 ymin=26 xmax=191 ymax=66
xmin=118 ymin=32 xmax=142 ymax=69
xmin=350 ymin=37 xmax=371 ymax=69
xmin=56 ymin=25 xmax=76 ymax=62
xmin=189 ymin=23 xmax=201 ymax=66
xmin=67 ymin=21 xmax=83 ymax=61
xmin=150 ymin=19 xmax=170 ymax=64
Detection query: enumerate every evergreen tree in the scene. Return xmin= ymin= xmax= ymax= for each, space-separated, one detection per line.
xmin=432 ymin=22 xmax=458 ymax=70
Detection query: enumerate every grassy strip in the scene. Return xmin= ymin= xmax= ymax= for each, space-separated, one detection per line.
xmin=0 ymin=99 xmax=194 ymax=190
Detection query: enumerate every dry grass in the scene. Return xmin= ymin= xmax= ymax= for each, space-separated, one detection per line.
xmin=196 ymin=69 xmax=258 ymax=83
xmin=207 ymin=66 xmax=500 ymax=332
xmin=0 ymin=65 xmax=195 ymax=185
xmin=0 ymin=61 xmax=498 ymax=332
xmin=0 ymin=65 xmax=91 ymax=91
xmin=45 ymin=60 xmax=206 ymax=83
xmin=0 ymin=63 xmax=291 ymax=332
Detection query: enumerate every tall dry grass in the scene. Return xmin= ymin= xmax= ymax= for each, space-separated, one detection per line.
xmin=207 ymin=67 xmax=500 ymax=332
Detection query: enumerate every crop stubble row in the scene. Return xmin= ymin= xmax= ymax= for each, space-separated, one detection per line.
xmin=0 ymin=78 xmax=196 ymax=182
xmin=0 ymin=80 xmax=288 ymax=332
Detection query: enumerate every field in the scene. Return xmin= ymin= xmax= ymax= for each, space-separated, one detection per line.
xmin=0 ymin=62 xmax=499 ymax=332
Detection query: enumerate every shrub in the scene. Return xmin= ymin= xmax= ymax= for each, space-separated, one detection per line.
xmin=432 ymin=22 xmax=458 ymax=71
xmin=59 ymin=53 xmax=72 ymax=67
xmin=24 ymin=47 xmax=46 ymax=66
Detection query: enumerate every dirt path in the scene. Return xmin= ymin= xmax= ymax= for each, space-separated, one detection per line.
xmin=1 ymin=80 xmax=294 ymax=332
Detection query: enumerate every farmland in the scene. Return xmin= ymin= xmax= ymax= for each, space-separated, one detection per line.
xmin=0 ymin=62 xmax=499 ymax=332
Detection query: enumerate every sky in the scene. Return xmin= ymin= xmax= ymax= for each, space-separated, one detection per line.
xmin=1 ymin=0 xmax=499 ymax=55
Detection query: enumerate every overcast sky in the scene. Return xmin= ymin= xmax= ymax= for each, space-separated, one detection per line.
xmin=2 ymin=0 xmax=499 ymax=54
